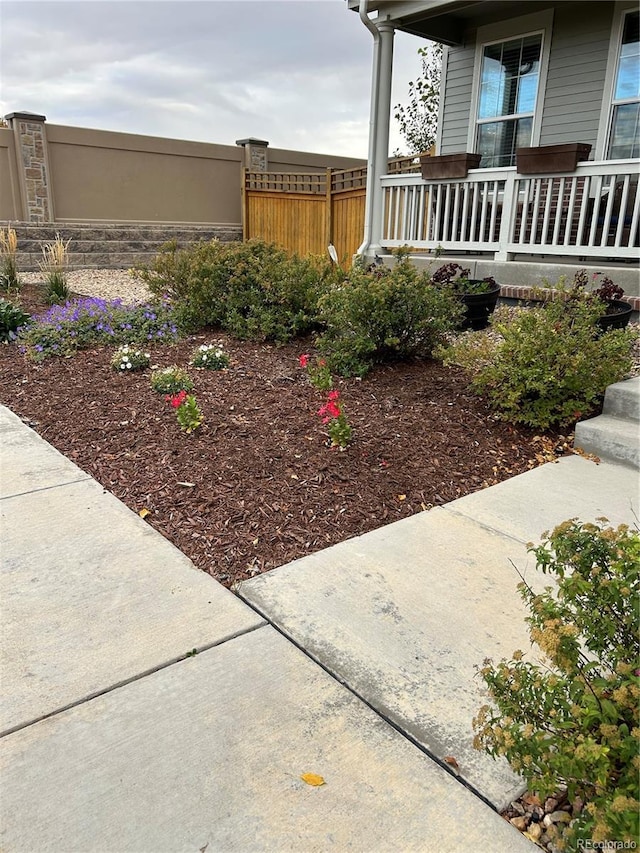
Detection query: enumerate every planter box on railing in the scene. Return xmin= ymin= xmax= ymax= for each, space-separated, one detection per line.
xmin=516 ymin=143 xmax=592 ymax=175
xmin=420 ymin=152 xmax=482 ymax=180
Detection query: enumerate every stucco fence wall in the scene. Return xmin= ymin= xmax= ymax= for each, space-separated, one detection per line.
xmin=0 ymin=113 xmax=365 ymax=268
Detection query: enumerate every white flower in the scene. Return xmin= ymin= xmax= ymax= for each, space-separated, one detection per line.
xmin=126 ymin=362 xmax=132 ymax=369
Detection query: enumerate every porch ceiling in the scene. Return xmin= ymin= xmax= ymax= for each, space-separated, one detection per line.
xmin=348 ymin=1 xmax=577 ymax=44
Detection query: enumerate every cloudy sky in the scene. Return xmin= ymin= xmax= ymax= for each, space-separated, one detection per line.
xmin=0 ymin=0 xmax=426 ymax=158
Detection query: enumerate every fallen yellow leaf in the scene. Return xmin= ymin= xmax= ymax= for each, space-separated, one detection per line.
xmin=300 ymin=773 xmax=325 ymax=787
xmin=139 ymin=507 xmax=151 ymax=519
xmin=397 ymin=494 xmax=406 ymax=501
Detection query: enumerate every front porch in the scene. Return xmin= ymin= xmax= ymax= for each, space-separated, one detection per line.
xmin=378 ymin=158 xmax=640 ymax=298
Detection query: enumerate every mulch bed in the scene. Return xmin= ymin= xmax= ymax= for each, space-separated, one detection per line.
xmin=0 ymin=284 xmax=569 ymax=587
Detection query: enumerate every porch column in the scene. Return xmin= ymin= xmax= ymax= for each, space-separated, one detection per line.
xmin=358 ymin=21 xmax=395 ymax=261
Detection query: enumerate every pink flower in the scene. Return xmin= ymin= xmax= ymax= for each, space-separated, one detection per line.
xmin=299 ymin=354 xmax=309 ymax=368
xmin=328 ymin=390 xmax=340 ymax=402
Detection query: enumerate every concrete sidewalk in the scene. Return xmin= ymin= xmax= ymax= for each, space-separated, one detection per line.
xmin=1 ymin=403 xmax=638 ymax=852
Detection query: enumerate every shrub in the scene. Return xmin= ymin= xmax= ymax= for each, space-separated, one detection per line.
xmin=440 ymin=298 xmax=635 ymax=429
xmin=110 ymin=344 xmax=150 ymax=372
xmin=315 ymin=250 xmax=464 ymax=377
xmin=0 ymin=226 xmax=20 ymax=291
xmin=19 ymin=297 xmax=179 ymax=360
xmin=135 ymin=238 xmax=338 ymax=342
xmin=190 ymin=343 xmax=229 ymax=370
xmin=39 ymin=234 xmax=71 ymax=304
xmin=0 ymin=298 xmax=30 ymax=343
xmin=150 ymin=365 xmax=194 ymax=395
xmin=474 ymin=519 xmax=640 ymax=851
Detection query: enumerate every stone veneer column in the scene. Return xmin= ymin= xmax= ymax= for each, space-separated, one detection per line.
xmin=5 ymin=111 xmax=54 ymax=222
xmin=235 ymin=137 xmax=269 ymax=172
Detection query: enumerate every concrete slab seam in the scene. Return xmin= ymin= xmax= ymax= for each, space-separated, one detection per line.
xmin=0 ymin=476 xmax=92 ymax=502
xmin=233 ymin=588 xmax=508 ymax=815
xmin=0 ymin=620 xmax=269 ymax=740
xmin=439 ymin=505 xmax=531 ymax=545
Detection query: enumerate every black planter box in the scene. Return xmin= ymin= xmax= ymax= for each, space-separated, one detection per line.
xmin=420 ymin=152 xmax=482 ymax=180
xmin=516 ymin=143 xmax=592 ymax=175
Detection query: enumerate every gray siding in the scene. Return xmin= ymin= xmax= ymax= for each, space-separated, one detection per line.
xmin=439 ymin=2 xmax=614 ymax=157
xmin=440 ymin=39 xmax=476 ymax=154
xmin=540 ymin=4 xmax=612 ymax=150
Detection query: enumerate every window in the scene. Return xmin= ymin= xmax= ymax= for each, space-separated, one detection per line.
xmin=608 ymin=10 xmax=640 ymax=159
xmin=476 ymin=34 xmax=542 ymax=167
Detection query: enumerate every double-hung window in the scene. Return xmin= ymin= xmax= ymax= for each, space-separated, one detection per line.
xmin=607 ymin=9 xmax=640 ymax=159
xmin=476 ymin=34 xmax=543 ymax=167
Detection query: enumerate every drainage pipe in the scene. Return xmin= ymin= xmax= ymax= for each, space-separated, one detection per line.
xmin=357 ymin=0 xmax=394 ymax=260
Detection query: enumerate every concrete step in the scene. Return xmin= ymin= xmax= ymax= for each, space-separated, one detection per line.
xmin=574 ymin=413 xmax=640 ymax=469
xmin=602 ymin=377 xmax=640 ymax=421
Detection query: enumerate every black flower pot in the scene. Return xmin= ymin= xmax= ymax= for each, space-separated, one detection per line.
xmin=460 ymin=283 xmax=501 ymax=331
xmin=596 ymin=300 xmax=633 ymax=332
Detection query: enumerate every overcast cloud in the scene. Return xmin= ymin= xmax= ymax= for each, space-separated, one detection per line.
xmin=0 ymin=0 xmax=426 ymax=158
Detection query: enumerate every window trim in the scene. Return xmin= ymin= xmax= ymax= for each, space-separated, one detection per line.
xmin=596 ymin=1 xmax=639 ymax=160
xmin=467 ymin=9 xmax=554 ymax=165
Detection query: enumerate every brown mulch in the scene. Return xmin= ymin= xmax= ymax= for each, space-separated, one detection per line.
xmin=0 ymin=284 xmax=570 ymax=588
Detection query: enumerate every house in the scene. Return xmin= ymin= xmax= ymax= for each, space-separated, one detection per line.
xmin=349 ymin=0 xmax=639 ymax=298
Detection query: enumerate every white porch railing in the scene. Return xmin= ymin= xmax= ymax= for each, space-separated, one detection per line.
xmin=380 ymin=159 xmax=640 ymax=262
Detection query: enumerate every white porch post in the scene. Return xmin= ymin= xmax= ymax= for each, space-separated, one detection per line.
xmin=358 ymin=20 xmax=395 ymax=261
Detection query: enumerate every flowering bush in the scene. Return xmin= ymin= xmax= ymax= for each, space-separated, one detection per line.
xmin=317 ymin=390 xmax=353 ymax=449
xmin=299 ymin=353 xmax=332 ymax=390
xmin=150 ymin=366 xmax=194 ymax=395
xmin=474 ymin=520 xmax=639 ymax=851
xmin=190 ymin=343 xmax=229 ymax=370
xmin=110 ymin=344 xmax=150 ymax=372
xmin=165 ymin=390 xmax=203 ymax=433
xmin=19 ymin=297 xmax=179 ymax=360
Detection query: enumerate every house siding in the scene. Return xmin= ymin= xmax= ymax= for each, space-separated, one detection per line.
xmin=440 ymin=38 xmax=476 ymax=154
xmin=439 ymin=2 xmax=614 ymax=157
xmin=540 ymin=4 xmax=612 ymax=151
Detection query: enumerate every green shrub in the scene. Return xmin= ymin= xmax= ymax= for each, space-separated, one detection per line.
xmin=474 ymin=519 xmax=640 ymax=851
xmin=0 ymin=298 xmax=30 ymax=342
xmin=39 ymin=234 xmax=70 ymax=305
xmin=150 ymin=365 xmax=194 ymax=395
xmin=440 ymin=297 xmax=635 ymax=429
xmin=19 ymin=297 xmax=179 ymax=360
xmin=135 ymin=238 xmax=338 ymax=342
xmin=315 ymin=250 xmax=464 ymax=377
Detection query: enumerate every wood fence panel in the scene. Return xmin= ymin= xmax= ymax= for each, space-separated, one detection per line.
xmin=331 ymin=187 xmax=366 ymax=262
xmin=245 ymin=191 xmax=328 ymax=256
xmin=243 ymin=157 xmax=422 ymax=259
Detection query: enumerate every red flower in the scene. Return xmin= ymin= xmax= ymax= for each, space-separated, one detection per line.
xmin=328 ymin=390 xmax=340 ymax=402
xmin=168 ymin=390 xmax=188 ymax=409
xmin=298 ymin=354 xmax=310 ymax=368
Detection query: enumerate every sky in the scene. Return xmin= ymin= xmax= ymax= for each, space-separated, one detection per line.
xmin=0 ymin=0 xmax=427 ymax=159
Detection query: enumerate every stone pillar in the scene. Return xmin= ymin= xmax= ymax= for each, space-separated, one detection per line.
xmin=235 ymin=137 xmax=269 ymax=172
xmin=5 ymin=111 xmax=54 ymax=222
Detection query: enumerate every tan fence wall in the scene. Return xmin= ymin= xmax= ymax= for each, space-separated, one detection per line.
xmin=1 ymin=114 xmax=365 ymax=227
xmin=0 ymin=128 xmax=22 ymax=220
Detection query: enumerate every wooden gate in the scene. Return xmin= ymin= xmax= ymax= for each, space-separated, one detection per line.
xmin=241 ymin=158 xmax=421 ymax=263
